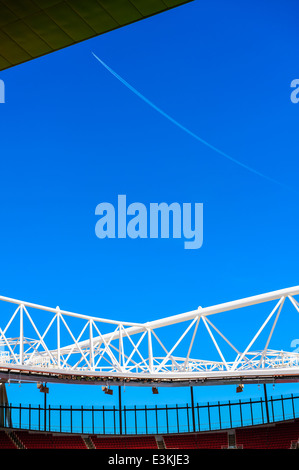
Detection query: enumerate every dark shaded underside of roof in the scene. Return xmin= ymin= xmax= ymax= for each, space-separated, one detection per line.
xmin=0 ymin=0 xmax=193 ymax=71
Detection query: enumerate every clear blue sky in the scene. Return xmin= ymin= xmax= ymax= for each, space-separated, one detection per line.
xmin=0 ymin=0 xmax=298 ymax=418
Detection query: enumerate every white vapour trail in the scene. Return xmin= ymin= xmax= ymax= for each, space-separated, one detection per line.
xmin=92 ymin=52 xmax=291 ymax=190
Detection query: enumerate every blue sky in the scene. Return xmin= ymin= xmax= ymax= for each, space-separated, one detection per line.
xmin=0 ymin=0 xmax=298 ymax=418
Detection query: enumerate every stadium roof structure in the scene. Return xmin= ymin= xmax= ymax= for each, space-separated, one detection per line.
xmin=0 ymin=0 xmax=193 ymax=72
xmin=0 ymin=286 xmax=298 ymax=388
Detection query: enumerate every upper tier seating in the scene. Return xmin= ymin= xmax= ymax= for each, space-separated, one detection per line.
xmin=163 ymin=431 xmax=228 ymax=449
xmin=90 ymin=435 xmax=158 ymax=449
xmin=0 ymin=418 xmax=297 ymax=449
xmin=235 ymin=420 xmax=299 ymax=449
xmin=0 ymin=430 xmax=17 ymax=448
xmin=15 ymin=430 xmax=88 ymax=449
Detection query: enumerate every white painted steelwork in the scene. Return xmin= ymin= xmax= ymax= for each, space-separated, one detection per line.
xmin=0 ymin=286 xmax=298 ymax=386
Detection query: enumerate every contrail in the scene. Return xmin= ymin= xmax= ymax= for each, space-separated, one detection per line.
xmin=92 ymin=52 xmax=292 ymax=191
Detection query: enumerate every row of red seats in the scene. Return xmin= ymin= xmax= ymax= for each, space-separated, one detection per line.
xmin=0 ymin=431 xmax=17 ymax=449
xmin=15 ymin=430 xmax=87 ymax=449
xmin=163 ymin=431 xmax=228 ymax=449
xmin=0 ymin=419 xmax=297 ymax=449
xmin=90 ymin=435 xmax=158 ymax=449
xmin=235 ymin=420 xmax=299 ymax=449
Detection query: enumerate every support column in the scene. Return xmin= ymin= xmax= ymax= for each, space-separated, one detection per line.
xmin=0 ymin=383 xmax=12 ymax=427
xmin=119 ymin=386 xmax=122 ymax=435
xmin=44 ymin=385 xmax=47 ymax=431
xmin=264 ymin=383 xmax=270 ymax=423
xmin=190 ymin=386 xmax=196 ymax=432
xmin=37 ymin=382 xmax=49 ymax=431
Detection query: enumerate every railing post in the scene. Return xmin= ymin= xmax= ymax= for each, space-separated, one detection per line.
xmin=207 ymin=402 xmax=211 ymax=430
xmin=263 ymin=384 xmax=270 ymax=423
xmin=0 ymin=404 xmax=3 ymax=428
xmin=260 ymin=397 xmax=264 ymax=423
xmin=81 ymin=405 xmax=84 ymax=434
xmin=271 ymin=396 xmax=275 ymax=422
xmin=145 ymin=405 xmax=148 ymax=435
xmin=190 ymin=386 xmax=196 ymax=432
xmin=37 ymin=404 xmax=40 ymax=431
xmin=60 ymin=405 xmax=62 ymax=433
xmin=218 ymin=401 xmax=222 ymax=429
xmin=92 ymin=405 xmax=94 ymax=435
xmin=166 ymin=404 xmax=169 ymax=434
xmin=239 ymin=400 xmax=243 ymax=427
xmin=281 ymin=395 xmax=285 ymax=420
xmin=134 ymin=405 xmax=137 ymax=434
xmin=70 ymin=405 xmax=72 ymax=433
xmin=119 ymin=387 xmax=122 ymax=435
xmin=291 ymin=394 xmax=295 ymax=419
xmin=113 ymin=405 xmax=116 ymax=434
xmin=102 ymin=405 xmax=105 ymax=435
xmin=44 ymin=389 xmax=47 ymax=431
xmin=124 ymin=405 xmax=126 ymax=435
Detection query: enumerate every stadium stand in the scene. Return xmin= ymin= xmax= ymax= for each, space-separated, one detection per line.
xmin=90 ymin=435 xmax=158 ymax=449
xmin=0 ymin=419 xmax=298 ymax=449
xmin=0 ymin=430 xmax=17 ymax=448
xmin=163 ymin=431 xmax=228 ymax=449
xmin=235 ymin=420 xmax=299 ymax=449
xmin=14 ymin=430 xmax=88 ymax=449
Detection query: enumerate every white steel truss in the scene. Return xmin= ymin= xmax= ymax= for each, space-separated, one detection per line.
xmin=0 ymin=286 xmax=298 ymax=387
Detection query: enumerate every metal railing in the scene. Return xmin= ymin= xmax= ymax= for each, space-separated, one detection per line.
xmin=1 ymin=393 xmax=298 ymax=435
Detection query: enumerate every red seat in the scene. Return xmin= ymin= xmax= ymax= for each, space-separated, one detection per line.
xmin=235 ymin=420 xmax=299 ymax=449
xmin=15 ymin=430 xmax=87 ymax=449
xmin=90 ymin=435 xmax=158 ymax=449
xmin=0 ymin=431 xmax=17 ymax=449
